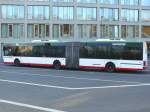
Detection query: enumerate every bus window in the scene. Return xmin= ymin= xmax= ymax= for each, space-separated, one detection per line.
xmin=111 ymin=45 xmax=124 ymax=59
xmin=95 ymin=46 xmax=110 ymax=59
xmin=123 ymin=43 xmax=143 ymax=60
xmin=3 ymin=46 xmax=13 ymax=56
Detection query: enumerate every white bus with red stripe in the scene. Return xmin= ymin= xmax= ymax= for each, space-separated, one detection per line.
xmin=3 ymin=42 xmax=66 ymax=69
xmin=2 ymin=40 xmax=148 ymax=72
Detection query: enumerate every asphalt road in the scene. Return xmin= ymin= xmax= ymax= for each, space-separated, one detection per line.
xmin=0 ymin=63 xmax=150 ymax=112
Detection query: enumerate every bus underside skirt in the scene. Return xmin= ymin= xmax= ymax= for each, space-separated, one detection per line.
xmin=79 ymin=65 xmax=144 ymax=71
xmin=3 ymin=62 xmax=66 ymax=68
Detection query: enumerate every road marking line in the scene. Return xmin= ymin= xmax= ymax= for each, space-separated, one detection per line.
xmin=0 ymin=79 xmax=75 ymax=90
xmin=0 ymin=70 xmax=141 ymax=84
xmin=0 ymin=99 xmax=65 ymax=112
xmin=0 ymin=79 xmax=150 ymax=90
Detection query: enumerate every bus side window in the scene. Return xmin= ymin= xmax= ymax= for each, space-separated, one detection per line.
xmin=95 ymin=46 xmax=109 ymax=59
xmin=80 ymin=46 xmax=88 ymax=58
xmin=3 ymin=47 xmax=7 ymax=56
xmin=123 ymin=44 xmax=143 ymax=60
xmin=111 ymin=45 xmax=124 ymax=59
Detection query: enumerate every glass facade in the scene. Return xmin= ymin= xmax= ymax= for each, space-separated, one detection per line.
xmin=1 ymin=5 xmax=24 ymax=19
xmin=77 ymin=0 xmax=97 ymax=3
xmin=100 ymin=8 xmax=119 ymax=21
xmin=27 ymin=24 xmax=49 ymax=38
xmin=142 ymin=0 xmax=150 ymax=6
xmin=121 ymin=0 xmax=139 ymax=5
xmin=52 ymin=24 xmax=74 ymax=38
xmin=100 ymin=25 xmax=119 ymax=38
xmin=142 ymin=26 xmax=150 ymax=37
xmin=28 ymin=6 xmax=49 ymax=20
xmin=0 ymin=0 xmax=150 ymax=40
xmin=99 ymin=0 xmax=118 ymax=4
xmin=121 ymin=9 xmax=139 ymax=22
xmin=141 ymin=10 xmax=150 ymax=22
xmin=1 ymin=24 xmax=24 ymax=38
xmin=53 ymin=7 xmax=73 ymax=20
xmin=121 ymin=25 xmax=139 ymax=38
xmin=53 ymin=0 xmax=73 ymax=2
xmin=28 ymin=0 xmax=49 ymax=1
xmin=77 ymin=24 xmax=97 ymax=38
xmin=77 ymin=7 xmax=96 ymax=20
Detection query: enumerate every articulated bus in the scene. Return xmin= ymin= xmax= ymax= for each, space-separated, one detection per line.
xmin=2 ymin=40 xmax=148 ymax=72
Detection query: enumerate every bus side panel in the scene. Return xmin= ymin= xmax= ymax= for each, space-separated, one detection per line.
xmin=79 ymin=59 xmax=105 ymax=69
xmin=3 ymin=56 xmax=66 ymax=67
xmin=20 ymin=57 xmax=66 ymax=67
xmin=117 ymin=60 xmax=144 ymax=70
xmin=79 ymin=59 xmax=121 ymax=70
xmin=3 ymin=56 xmax=19 ymax=64
xmin=79 ymin=59 xmax=144 ymax=70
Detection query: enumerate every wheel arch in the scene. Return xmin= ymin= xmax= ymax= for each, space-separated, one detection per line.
xmin=105 ymin=61 xmax=116 ymax=72
xmin=14 ymin=58 xmax=21 ymax=66
xmin=105 ymin=62 xmax=116 ymax=68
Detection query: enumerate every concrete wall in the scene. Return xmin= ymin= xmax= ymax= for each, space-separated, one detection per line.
xmin=0 ymin=0 xmax=150 ymax=43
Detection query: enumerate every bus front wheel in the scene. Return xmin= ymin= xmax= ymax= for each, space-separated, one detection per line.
xmin=14 ymin=59 xmax=20 ymax=66
xmin=105 ymin=63 xmax=116 ymax=72
xmin=53 ymin=60 xmax=61 ymax=70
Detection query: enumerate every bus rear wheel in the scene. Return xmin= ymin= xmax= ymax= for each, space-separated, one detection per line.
xmin=53 ymin=60 xmax=61 ymax=70
xmin=105 ymin=63 xmax=116 ymax=72
xmin=14 ymin=59 xmax=20 ymax=66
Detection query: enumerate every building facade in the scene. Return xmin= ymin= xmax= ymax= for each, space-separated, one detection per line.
xmin=0 ymin=0 xmax=150 ymax=56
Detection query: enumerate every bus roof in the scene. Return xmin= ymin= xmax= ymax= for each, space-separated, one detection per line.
xmin=84 ymin=39 xmax=144 ymax=43
xmin=2 ymin=39 xmax=144 ymax=46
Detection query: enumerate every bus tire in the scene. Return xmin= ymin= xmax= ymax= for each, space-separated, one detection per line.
xmin=53 ymin=60 xmax=61 ymax=70
xmin=105 ymin=62 xmax=116 ymax=72
xmin=14 ymin=59 xmax=20 ymax=66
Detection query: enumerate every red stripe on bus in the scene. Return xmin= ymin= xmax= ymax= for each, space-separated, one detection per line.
xmin=3 ymin=62 xmax=65 ymax=68
xmin=4 ymin=62 xmax=14 ymax=64
xmin=79 ymin=66 xmax=104 ymax=69
xmin=23 ymin=63 xmax=66 ymax=68
xmin=79 ymin=66 xmax=144 ymax=71
xmin=4 ymin=62 xmax=145 ymax=71
xmin=116 ymin=68 xmax=144 ymax=71
xmin=23 ymin=63 xmax=53 ymax=67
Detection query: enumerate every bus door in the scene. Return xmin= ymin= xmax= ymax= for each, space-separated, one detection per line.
xmin=66 ymin=42 xmax=80 ymax=69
